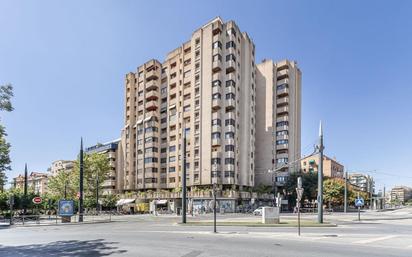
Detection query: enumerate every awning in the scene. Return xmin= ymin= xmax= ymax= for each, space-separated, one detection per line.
xmin=155 ymin=200 xmax=168 ymax=205
xmin=116 ymin=198 xmax=136 ymax=206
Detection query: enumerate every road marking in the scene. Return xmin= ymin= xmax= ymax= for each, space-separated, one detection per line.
xmin=354 ymin=235 xmax=398 ymax=244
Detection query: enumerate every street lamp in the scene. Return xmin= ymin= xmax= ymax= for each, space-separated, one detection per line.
xmin=212 ymin=166 xmax=217 ymax=233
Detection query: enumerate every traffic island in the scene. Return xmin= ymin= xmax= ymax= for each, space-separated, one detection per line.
xmin=179 ymin=221 xmax=337 ymax=227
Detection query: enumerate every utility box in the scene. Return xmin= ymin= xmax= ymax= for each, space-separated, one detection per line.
xmin=262 ymin=207 xmax=280 ymax=224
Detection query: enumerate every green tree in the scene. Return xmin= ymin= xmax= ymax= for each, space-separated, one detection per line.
xmin=284 ymin=172 xmax=318 ymax=208
xmin=47 ymin=169 xmax=76 ymax=199
xmin=323 ymin=178 xmax=345 ymax=206
xmin=102 ymin=194 xmax=119 ymax=210
xmin=72 ymin=152 xmax=110 ymax=208
xmin=0 ymin=84 xmax=13 ymax=192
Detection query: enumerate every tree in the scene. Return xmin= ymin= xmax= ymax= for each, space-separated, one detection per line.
xmin=47 ymin=169 xmax=76 ymax=200
xmin=102 ymin=194 xmax=119 ymax=210
xmin=72 ymin=152 xmax=110 ymax=208
xmin=323 ymin=178 xmax=345 ymax=206
xmin=0 ymin=84 xmax=13 ymax=192
xmin=284 ymin=172 xmax=318 ymax=208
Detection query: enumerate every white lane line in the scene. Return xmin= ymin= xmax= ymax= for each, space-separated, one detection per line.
xmin=354 ymin=235 xmax=398 ymax=244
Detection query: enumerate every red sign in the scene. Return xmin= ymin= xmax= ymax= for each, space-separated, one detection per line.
xmin=32 ymin=197 xmax=42 ymax=204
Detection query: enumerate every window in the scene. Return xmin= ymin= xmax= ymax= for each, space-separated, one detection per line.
xmin=277 ymin=84 xmax=288 ymax=90
xmin=183 ymin=105 xmax=190 ymax=112
xmin=225 ymin=119 xmax=235 ymax=126
xmin=212 ymin=93 xmax=221 ymax=99
xmin=161 ymin=87 xmax=167 ymax=94
xmin=169 ymin=156 xmax=176 ymax=162
xmin=226 ymin=41 xmax=236 ymax=49
xmin=144 ymin=157 xmax=158 ymax=163
xmin=226 ymin=28 xmax=236 ymax=37
xmin=212 ymin=119 xmax=221 ymax=126
xmin=225 ymin=145 xmax=235 ymax=152
xmin=212 ymin=80 xmax=221 ymax=87
xmin=226 ymin=80 xmax=236 ymax=87
xmin=183 ymin=70 xmax=191 ymax=78
xmin=277 ymin=158 xmax=288 ymax=164
xmin=211 ymin=132 xmax=221 ymax=139
xmin=226 ymin=93 xmax=235 ymax=100
xmin=145 ymin=147 xmax=158 ymax=153
xmin=276 ymin=139 xmax=289 ymax=145
xmin=161 ymin=148 xmax=167 ymax=153
xmin=211 ymin=158 xmax=221 ymax=164
xmin=276 ymin=121 xmax=289 ymax=127
xmin=225 ymin=132 xmax=235 ymax=139
xmin=169 ymin=167 xmax=176 ymax=173
xmin=169 ymin=177 xmax=176 ymax=183
xmin=276 ymin=130 xmax=288 ymax=136
xmin=169 ymin=146 xmax=176 ymax=152
xmin=145 ymin=137 xmax=158 ymax=143
xmin=212 ymin=41 xmax=222 ymax=49
xmin=226 ymin=54 xmax=236 ymax=62
xmin=224 ymin=171 xmax=235 ymax=177
xmin=225 ymin=158 xmax=235 ymax=165
xmin=145 ymin=127 xmax=158 ymax=133
xmin=212 ymin=54 xmax=222 ymax=62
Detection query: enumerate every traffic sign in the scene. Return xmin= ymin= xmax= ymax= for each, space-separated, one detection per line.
xmin=32 ymin=196 xmax=42 ymax=204
xmin=296 ymin=188 xmax=304 ymax=201
xmin=355 ymin=197 xmax=364 ymax=207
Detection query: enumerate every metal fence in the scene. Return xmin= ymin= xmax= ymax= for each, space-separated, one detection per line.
xmin=8 ymin=213 xmax=114 ymax=226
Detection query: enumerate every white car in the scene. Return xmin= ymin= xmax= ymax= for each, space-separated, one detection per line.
xmin=253 ymin=207 xmax=263 ymax=216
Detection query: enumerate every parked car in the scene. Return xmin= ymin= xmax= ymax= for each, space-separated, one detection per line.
xmin=253 ymin=207 xmax=263 ymax=216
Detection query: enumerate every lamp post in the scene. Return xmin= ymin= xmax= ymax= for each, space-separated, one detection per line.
xmin=96 ymin=175 xmax=99 ymax=213
xmin=79 ymin=138 xmax=84 ymax=222
xmin=317 ymin=121 xmax=324 ymax=224
xmin=181 ymin=123 xmax=187 ymax=224
xmin=24 ymin=163 xmax=28 ymax=215
xmin=212 ymin=168 xmax=217 ymax=233
xmin=344 ymin=171 xmax=348 ymax=213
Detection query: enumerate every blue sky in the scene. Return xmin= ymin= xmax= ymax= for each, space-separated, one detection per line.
xmin=1 ymin=0 xmax=411 ymax=191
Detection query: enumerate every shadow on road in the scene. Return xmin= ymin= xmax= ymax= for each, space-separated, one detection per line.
xmin=0 ymin=239 xmax=127 ymax=257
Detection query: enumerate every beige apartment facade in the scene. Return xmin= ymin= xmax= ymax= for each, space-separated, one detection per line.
xmin=85 ymin=139 xmax=124 ymax=195
xmin=119 ymin=17 xmax=264 ymax=212
xmin=255 ymin=59 xmax=301 ymax=187
xmin=390 ymin=186 xmax=412 ymax=204
xmin=48 ymin=160 xmax=75 ymax=176
xmin=300 ymin=155 xmax=344 ymax=178
xmin=13 ymin=172 xmax=49 ymax=195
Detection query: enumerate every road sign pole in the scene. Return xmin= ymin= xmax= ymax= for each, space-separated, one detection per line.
xmin=317 ymin=122 xmax=324 ymax=224
xmin=344 ymin=171 xmax=347 ymax=213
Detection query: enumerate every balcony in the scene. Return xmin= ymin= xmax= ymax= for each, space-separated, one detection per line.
xmin=211 ymin=138 xmax=221 ymax=146
xmin=145 ymin=100 xmax=158 ymax=111
xmin=276 ymin=115 xmax=289 ymax=123
xmin=277 ymin=78 xmax=289 ymax=86
xmin=227 ymin=73 xmax=236 ymax=82
xmin=277 ymin=106 xmax=289 ymax=115
xmin=224 ymin=151 xmax=235 ymax=158
xmin=146 ymin=80 xmax=158 ymax=91
xmin=146 ymin=69 xmax=159 ymax=80
xmin=212 ymin=60 xmax=222 ymax=72
xmin=277 ymin=144 xmax=289 ymax=150
xmin=277 ymin=97 xmax=289 ymax=106
xmin=277 ymin=69 xmax=288 ymax=77
xmin=212 ymin=99 xmax=221 ymax=110
xmin=225 ymin=164 xmax=235 ymax=172
xmin=225 ymin=138 xmax=235 ymax=145
xmin=212 ymin=72 xmax=222 ymax=82
xmin=226 ymin=84 xmax=235 ymax=94
xmin=145 ymin=90 xmax=159 ymax=101
xmin=226 ymin=60 xmax=236 ymax=73
xmin=212 ymin=151 xmax=221 ymax=159
xmin=226 ymin=124 xmax=235 ymax=132
xmin=212 ymin=111 xmax=221 ymax=120
xmin=212 ymin=85 xmax=221 ymax=94
xmin=226 ymin=99 xmax=236 ymax=110
xmin=277 ymin=87 xmax=289 ymax=97
xmin=212 ymin=21 xmax=222 ymax=35
xmin=212 ymin=124 xmax=221 ymax=133
xmin=277 ymin=152 xmax=289 ymax=159
xmin=276 ymin=134 xmax=289 ymax=141
xmin=276 ymin=125 xmax=289 ymax=132
xmin=212 ymin=47 xmax=222 ymax=57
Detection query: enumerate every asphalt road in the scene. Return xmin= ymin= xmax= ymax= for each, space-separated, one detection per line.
xmin=1 ymin=208 xmax=412 ymax=257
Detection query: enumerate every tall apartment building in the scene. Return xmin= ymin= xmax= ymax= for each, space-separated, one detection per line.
xmin=390 ymin=186 xmax=412 ymax=204
xmin=85 ymin=139 xmax=124 ymax=195
xmin=120 ymin=17 xmax=256 ymax=195
xmin=255 ymin=59 xmax=301 ymax=187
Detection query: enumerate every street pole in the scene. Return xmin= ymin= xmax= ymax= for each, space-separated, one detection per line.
xmin=344 ymin=171 xmax=347 ymax=213
xmin=181 ymin=124 xmax=187 ymax=224
xmin=79 ymin=138 xmax=84 ymax=222
xmin=317 ymin=121 xmax=324 ymax=224
xmin=64 ymin=181 xmax=67 ymax=199
xmin=383 ymin=186 xmax=386 ymax=210
xmin=24 ymin=163 xmax=28 ymax=215
xmin=213 ymin=180 xmax=217 ymax=233
xmin=96 ymin=175 xmax=99 ymax=213
xmin=296 ymin=176 xmax=303 ymax=236
xmin=357 ymin=192 xmax=361 ymax=222
xmin=9 ymin=195 xmax=14 ymax=225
